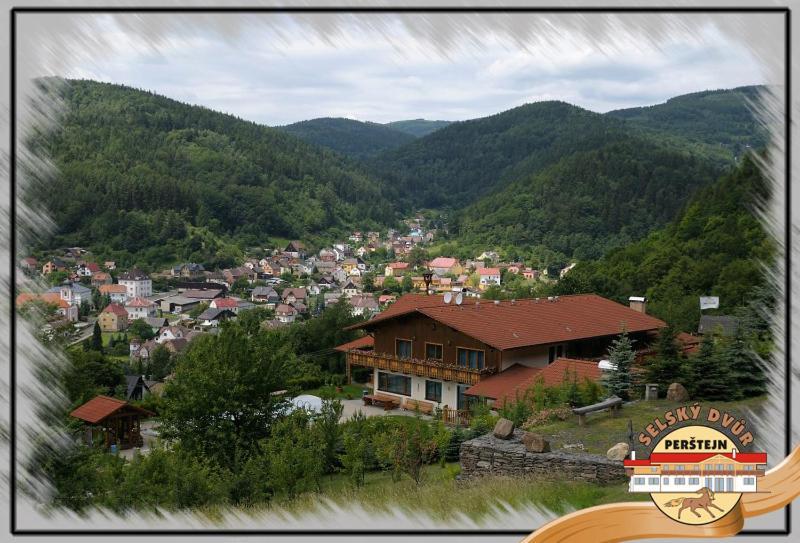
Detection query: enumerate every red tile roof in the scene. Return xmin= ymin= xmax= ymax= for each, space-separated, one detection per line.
xmin=100 ymin=284 xmax=127 ymax=294
xmin=429 ymin=257 xmax=458 ymax=268
xmin=212 ymin=297 xmax=238 ymax=308
xmin=465 ymin=358 xmax=603 ymax=405
xmin=102 ymin=303 xmax=128 ymax=317
xmin=334 ymin=335 xmax=375 ymax=352
xmin=350 ymin=293 xmax=665 ymax=351
xmin=69 ymin=395 xmax=153 ymax=424
xmin=126 ymin=296 xmax=155 ymax=308
xmin=387 ymin=262 xmax=409 ymax=269
xmin=624 ymin=452 xmax=767 ymax=467
xmin=479 ymin=267 xmax=501 ymax=275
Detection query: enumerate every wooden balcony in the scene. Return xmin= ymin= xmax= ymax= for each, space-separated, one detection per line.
xmin=346 ymin=349 xmax=495 ymax=385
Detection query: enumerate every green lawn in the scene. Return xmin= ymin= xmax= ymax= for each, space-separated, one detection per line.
xmin=529 ymin=396 xmax=768 ymax=455
xmin=239 ymin=463 xmax=646 ymax=522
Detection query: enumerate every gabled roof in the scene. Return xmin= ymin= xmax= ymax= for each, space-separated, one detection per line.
xmin=429 ymin=257 xmax=458 ymax=268
xmin=479 ymin=267 xmax=501 ymax=276
xmin=387 ymin=262 xmax=409 ymax=269
xmin=465 ymin=358 xmax=603 ymax=406
xmin=624 ymin=452 xmax=767 ymax=467
xmin=334 ymin=335 xmax=375 ymax=352
xmin=348 ymin=293 xmax=665 ymax=351
xmin=212 ymin=297 xmax=238 ymax=308
xmin=126 ymin=296 xmax=156 ymax=308
xmin=102 ymin=303 xmax=128 ymax=317
xmin=70 ymin=395 xmax=153 ymax=424
xmin=100 ymin=284 xmax=127 ymax=294
xmin=118 ymin=268 xmax=149 ymax=281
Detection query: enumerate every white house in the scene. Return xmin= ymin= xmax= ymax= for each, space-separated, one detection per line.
xmin=478 ymin=267 xmax=501 ymax=290
xmin=125 ymin=296 xmax=157 ymax=320
xmin=118 ymin=268 xmax=152 ymax=299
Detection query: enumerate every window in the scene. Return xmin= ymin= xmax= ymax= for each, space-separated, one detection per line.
xmin=651 ymin=467 xmax=658 ymax=473
xmin=457 ymin=348 xmax=485 ymax=369
xmin=745 ymin=465 xmax=754 ymax=471
xmin=662 ymin=477 xmax=669 ymax=484
xmin=548 ymin=344 xmax=565 ymax=363
xmin=425 ymin=343 xmax=443 ymax=361
xmin=425 ymin=380 xmax=442 ymax=403
xmin=675 ymin=477 xmax=685 ymax=485
xmin=648 ymin=477 xmax=659 ymax=485
xmin=744 ymin=477 xmax=755 ymax=485
xmin=377 ymin=372 xmax=411 ymax=396
xmin=689 ymin=477 xmax=700 ymax=485
xmin=676 ymin=465 xmax=684 ymax=471
xmin=717 ymin=464 xmax=724 ymax=471
xmin=395 ymin=339 xmax=412 ymax=359
xmin=634 ymin=477 xmax=645 ymax=485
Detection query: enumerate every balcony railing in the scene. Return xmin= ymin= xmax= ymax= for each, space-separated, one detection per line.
xmin=346 ymin=349 xmax=495 ymax=385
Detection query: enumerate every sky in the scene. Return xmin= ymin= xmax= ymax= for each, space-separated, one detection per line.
xmin=59 ymin=14 xmax=767 ymax=126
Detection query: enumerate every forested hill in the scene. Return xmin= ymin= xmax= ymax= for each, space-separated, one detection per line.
xmin=278 ymin=117 xmax=416 ymax=160
xmin=607 ymin=86 xmax=768 ymax=160
xmin=31 ymin=79 xmax=398 ymax=269
xmin=384 ymin=119 xmax=451 ymax=137
xmin=554 ymin=155 xmax=773 ymax=332
xmin=371 ymin=101 xmax=637 ymax=210
xmin=447 ymin=135 xmax=721 ymax=261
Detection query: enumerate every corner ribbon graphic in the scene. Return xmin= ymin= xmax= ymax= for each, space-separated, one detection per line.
xmin=522 ymin=444 xmax=800 ymax=542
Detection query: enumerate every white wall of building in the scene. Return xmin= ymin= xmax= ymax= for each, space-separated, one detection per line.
xmin=120 ymin=278 xmax=152 ymax=299
xmin=373 ymin=370 xmax=463 ymax=408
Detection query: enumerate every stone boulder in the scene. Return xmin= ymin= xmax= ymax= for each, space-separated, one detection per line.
xmin=666 ymin=382 xmax=690 ymax=402
xmin=521 ymin=432 xmax=551 ymax=453
xmin=607 ymin=442 xmax=630 ymax=461
xmin=492 ymin=418 xmax=515 ymax=439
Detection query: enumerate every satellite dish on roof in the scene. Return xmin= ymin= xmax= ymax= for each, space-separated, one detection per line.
xmin=455 ymin=292 xmax=463 ymax=305
xmin=443 ymin=292 xmax=452 ymax=304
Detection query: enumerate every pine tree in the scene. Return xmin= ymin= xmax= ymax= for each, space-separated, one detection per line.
xmin=90 ymin=321 xmax=103 ymax=352
xmin=645 ymin=325 xmax=686 ymax=397
xmin=690 ymin=335 xmax=730 ymax=401
xmin=603 ymin=331 xmax=635 ymax=401
xmin=722 ymin=332 xmax=767 ymax=399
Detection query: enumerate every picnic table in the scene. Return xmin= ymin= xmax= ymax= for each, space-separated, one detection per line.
xmin=362 ymin=394 xmax=400 ymax=411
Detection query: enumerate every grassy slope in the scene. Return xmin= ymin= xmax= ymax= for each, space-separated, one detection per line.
xmin=531 ymin=396 xmax=767 ymax=455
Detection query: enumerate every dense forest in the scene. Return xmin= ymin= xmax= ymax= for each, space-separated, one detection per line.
xmin=29 ymin=79 xmax=399 ymax=269
xmin=607 ymin=86 xmax=767 ymax=160
xmin=30 ymin=80 xmax=769 ymax=275
xmin=554 ymin=155 xmax=774 ymax=332
xmin=384 ymin=119 xmax=452 ymax=137
xmin=278 ymin=117 xmax=416 ymax=160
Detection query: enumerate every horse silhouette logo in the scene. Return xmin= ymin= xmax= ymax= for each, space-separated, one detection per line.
xmin=624 ymin=423 xmax=767 ymax=525
xmin=662 ymin=487 xmax=726 ymax=519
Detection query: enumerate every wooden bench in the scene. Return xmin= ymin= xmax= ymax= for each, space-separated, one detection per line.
xmin=362 ymin=394 xmax=400 ymax=411
xmin=401 ymin=398 xmax=435 ymax=415
xmin=572 ymin=395 xmax=623 ymax=426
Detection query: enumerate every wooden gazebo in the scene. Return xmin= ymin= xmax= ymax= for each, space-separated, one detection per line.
xmin=70 ymin=395 xmax=154 ymax=450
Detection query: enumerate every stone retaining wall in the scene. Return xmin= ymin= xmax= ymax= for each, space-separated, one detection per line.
xmin=459 ymin=429 xmax=626 ymax=484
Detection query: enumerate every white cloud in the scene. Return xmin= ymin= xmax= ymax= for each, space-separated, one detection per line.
xmin=56 ymin=15 xmax=767 ymax=125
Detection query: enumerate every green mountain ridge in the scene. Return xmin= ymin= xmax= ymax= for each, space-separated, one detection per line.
xmin=30 ymin=79 xmax=399 ymax=269
xmin=384 ymin=119 xmax=452 ymax=137
xmin=278 ymin=117 xmax=416 ymax=160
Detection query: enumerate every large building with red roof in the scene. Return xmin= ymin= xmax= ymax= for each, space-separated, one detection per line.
xmin=340 ymin=292 xmax=665 ymax=410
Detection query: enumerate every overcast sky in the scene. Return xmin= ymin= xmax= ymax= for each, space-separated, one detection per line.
xmin=59 ymin=14 xmax=766 ymax=126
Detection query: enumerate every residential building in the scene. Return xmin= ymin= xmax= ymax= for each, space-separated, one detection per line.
xmin=385 ymin=262 xmax=410 ymax=277
xmin=210 ymin=297 xmax=239 ymax=314
xmin=196 ymin=307 xmax=236 ymax=327
xmin=98 ymin=303 xmax=129 ymax=332
xmin=340 ymin=293 xmax=666 ymax=411
xmin=118 ymin=268 xmax=153 ymax=299
xmin=275 ymin=304 xmax=297 ymax=324
xmin=125 ymin=297 xmax=158 ymax=320
xmin=283 ymin=241 xmax=307 ymax=259
xmin=20 ymin=257 xmax=38 ymax=272
xmin=428 ymin=257 xmax=463 ymax=277
xmin=91 ymin=271 xmax=113 ymax=287
xmin=342 ymin=281 xmax=359 ymax=297
xmin=99 ymin=283 xmax=128 ymax=303
xmin=282 ymin=288 xmax=308 ymax=305
xmin=478 ymin=268 xmax=501 ymax=290
xmin=42 ymin=258 xmax=67 ymax=275
xmin=251 ymin=286 xmax=281 ymax=307
xmin=171 ymin=263 xmax=205 ymax=279
xmin=349 ymin=294 xmax=379 ymax=317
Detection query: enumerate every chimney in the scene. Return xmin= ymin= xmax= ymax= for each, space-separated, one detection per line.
xmin=629 ymin=296 xmax=647 ymax=314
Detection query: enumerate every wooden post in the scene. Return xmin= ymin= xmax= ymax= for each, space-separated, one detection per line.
xmin=346 ymin=358 xmax=352 ymax=385
xmin=577 ymin=414 xmax=586 ymax=426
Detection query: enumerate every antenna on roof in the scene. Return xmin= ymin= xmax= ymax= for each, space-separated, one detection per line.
xmin=455 ymin=292 xmax=463 ymax=305
xmin=443 ymin=292 xmax=452 ymax=304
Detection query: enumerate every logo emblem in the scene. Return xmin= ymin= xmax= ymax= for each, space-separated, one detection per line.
xmin=625 ymin=424 xmax=767 ymax=525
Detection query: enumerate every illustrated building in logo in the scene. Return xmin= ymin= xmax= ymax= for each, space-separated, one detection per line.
xmin=624 ymin=449 xmax=767 ymax=494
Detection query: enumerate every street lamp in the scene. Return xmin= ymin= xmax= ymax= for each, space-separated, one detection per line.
xmin=422 ymin=272 xmax=433 ymax=295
